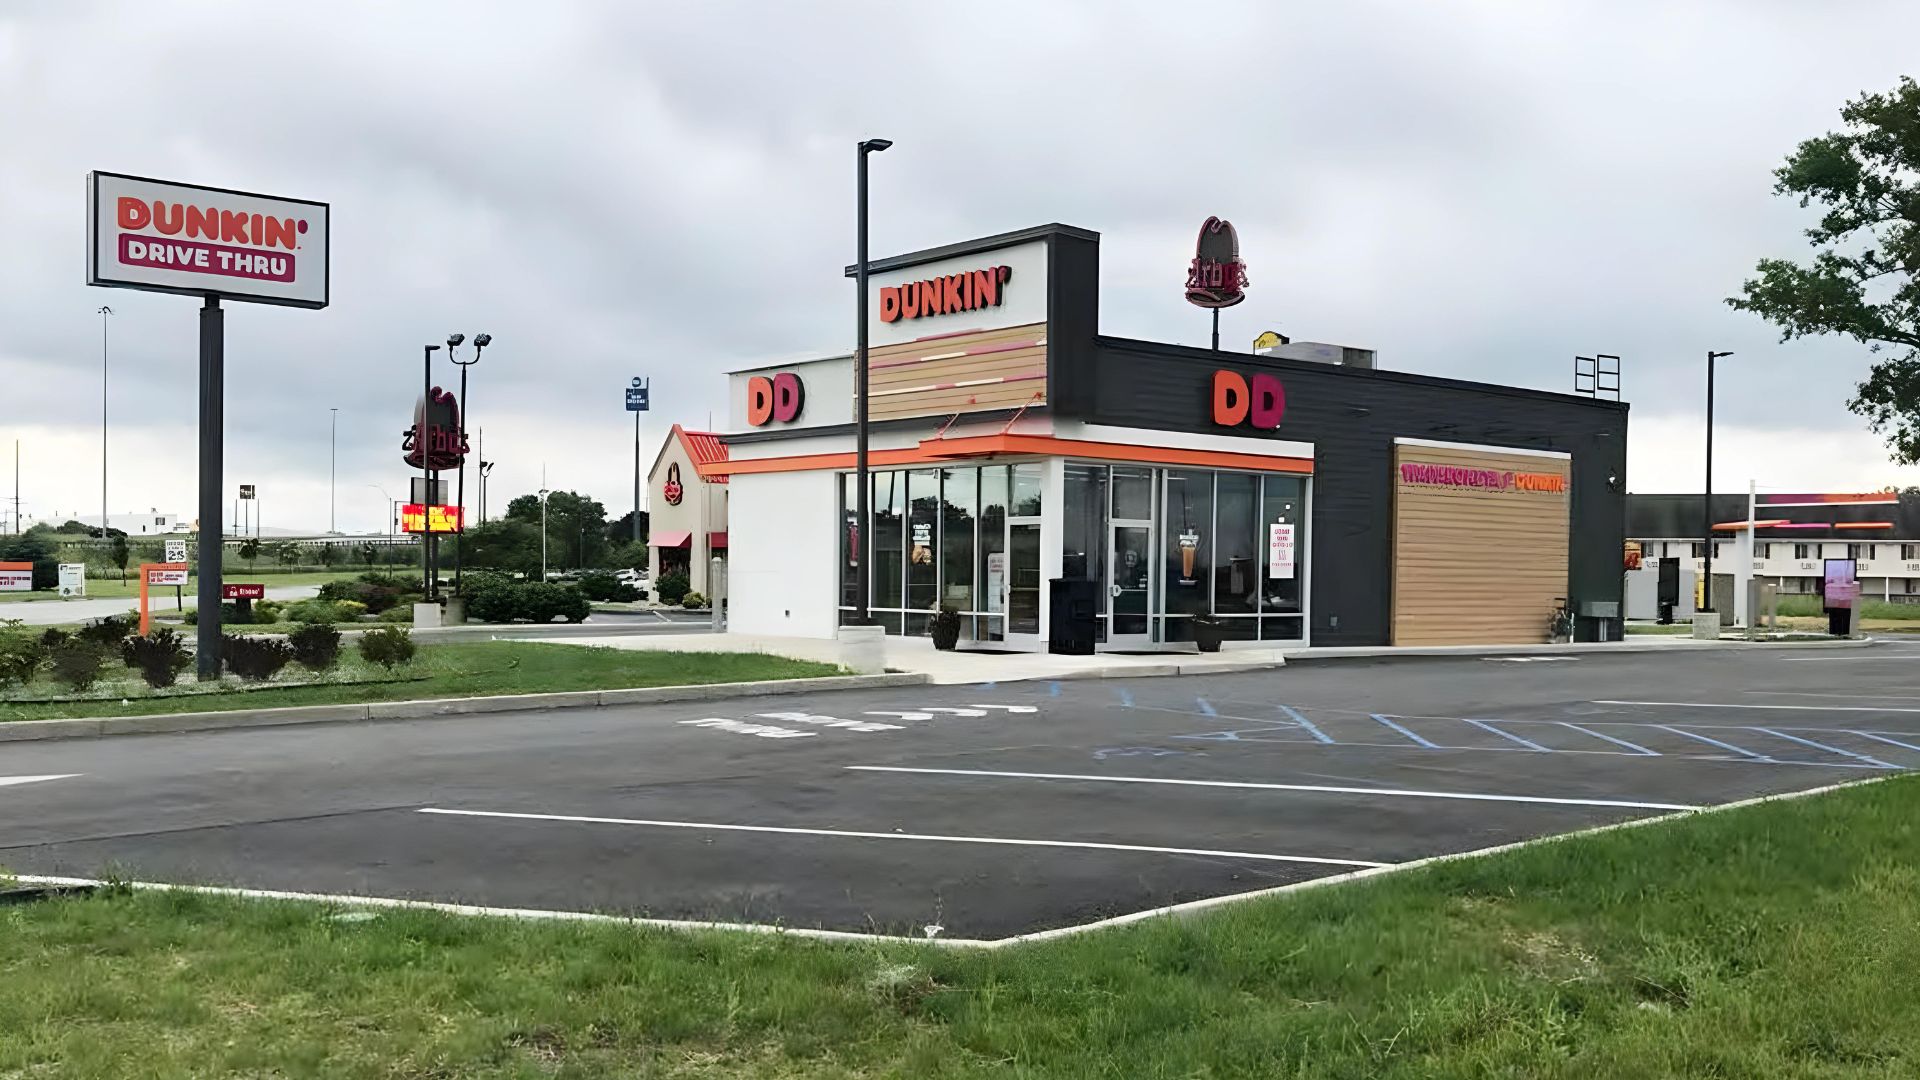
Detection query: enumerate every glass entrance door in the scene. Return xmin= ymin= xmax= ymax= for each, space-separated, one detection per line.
xmin=1109 ymin=522 xmax=1153 ymax=648
xmin=1005 ymin=520 xmax=1043 ymax=648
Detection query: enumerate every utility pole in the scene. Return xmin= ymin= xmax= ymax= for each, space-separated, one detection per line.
xmin=329 ymin=407 xmax=338 ymax=533
xmin=854 ymin=137 xmax=891 ymax=624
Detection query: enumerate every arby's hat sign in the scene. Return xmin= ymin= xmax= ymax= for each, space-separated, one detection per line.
xmin=403 ymin=387 xmax=468 ymax=471
xmin=1184 ymin=216 xmax=1248 ymax=309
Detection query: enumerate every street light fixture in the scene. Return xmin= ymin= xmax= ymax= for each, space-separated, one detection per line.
xmin=854 ymin=136 xmax=890 ymax=625
xmin=1703 ymin=350 xmax=1735 ymax=612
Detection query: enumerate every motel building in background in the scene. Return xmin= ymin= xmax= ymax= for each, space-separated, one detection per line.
xmin=706 ymin=223 xmax=1629 ymax=650
xmin=1629 ymin=491 xmax=1920 ymax=600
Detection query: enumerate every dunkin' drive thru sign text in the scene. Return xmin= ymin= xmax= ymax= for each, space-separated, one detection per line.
xmin=87 ymin=172 xmax=330 ymax=308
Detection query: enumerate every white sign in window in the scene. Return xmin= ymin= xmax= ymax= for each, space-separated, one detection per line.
xmin=1268 ymin=522 xmax=1295 ymax=579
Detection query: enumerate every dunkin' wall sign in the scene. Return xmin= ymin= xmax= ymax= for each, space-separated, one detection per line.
xmin=745 ymin=372 xmax=806 ymax=426
xmin=1211 ymin=369 xmax=1285 ymax=430
xmin=879 ymin=265 xmax=1012 ymax=323
xmin=1398 ymin=462 xmax=1566 ymax=493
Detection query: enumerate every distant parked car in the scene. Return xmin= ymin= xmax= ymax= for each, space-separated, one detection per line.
xmin=614 ymin=568 xmax=648 ymax=585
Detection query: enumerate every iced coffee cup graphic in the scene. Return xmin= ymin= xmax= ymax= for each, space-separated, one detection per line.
xmin=1178 ymin=532 xmax=1199 ymax=581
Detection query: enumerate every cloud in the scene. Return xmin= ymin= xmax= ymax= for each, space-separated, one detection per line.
xmin=2 ymin=1 xmax=1917 ymax=531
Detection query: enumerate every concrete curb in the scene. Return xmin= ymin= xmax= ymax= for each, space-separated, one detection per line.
xmin=1280 ymin=637 xmax=1875 ymax=664
xmin=0 ymin=672 xmax=931 ymax=744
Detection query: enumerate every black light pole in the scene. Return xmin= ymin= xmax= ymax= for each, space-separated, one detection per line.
xmin=1703 ymin=350 xmax=1734 ymax=611
xmin=855 ymin=136 xmax=890 ymax=625
xmin=421 ymin=343 xmax=441 ymax=599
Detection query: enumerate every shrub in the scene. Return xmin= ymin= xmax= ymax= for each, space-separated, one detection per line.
xmin=682 ymin=592 xmax=707 ymax=609
xmin=319 ymin=576 xmax=409 ymax=614
xmin=77 ymin=615 xmax=134 ymax=647
xmin=335 ymin=600 xmax=367 ymax=620
xmin=281 ymin=598 xmax=362 ymax=624
xmin=359 ymin=626 xmax=416 ymax=669
xmin=287 ymin=623 xmax=342 ymax=671
xmin=654 ymin=571 xmax=691 ymax=606
xmin=38 ymin=627 xmax=72 ymax=650
xmin=254 ymin=599 xmax=284 ymax=623
xmin=120 ymin=629 xmax=193 ymax=689
xmin=221 ymin=634 xmax=293 ymax=681
xmin=49 ymin=639 xmax=107 ymax=692
xmin=465 ymin=581 xmax=590 ymax=624
xmin=0 ymin=635 xmax=45 ymax=688
xmin=576 ymin=570 xmax=638 ymax=602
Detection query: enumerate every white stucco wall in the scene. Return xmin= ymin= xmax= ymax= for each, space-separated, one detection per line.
xmin=727 ymin=469 xmax=841 ymax=639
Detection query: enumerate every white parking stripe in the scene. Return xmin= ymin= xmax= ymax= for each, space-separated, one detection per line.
xmin=1597 ymin=700 xmax=1920 ymax=714
xmin=0 ymin=774 xmax=79 ymax=788
xmin=417 ymin=808 xmax=1386 ymax=868
xmin=842 ymin=766 xmax=1699 ymax=810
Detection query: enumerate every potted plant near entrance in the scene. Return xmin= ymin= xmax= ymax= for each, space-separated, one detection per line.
xmin=1190 ymin=612 xmax=1224 ymax=653
xmin=930 ymin=604 xmax=963 ymax=651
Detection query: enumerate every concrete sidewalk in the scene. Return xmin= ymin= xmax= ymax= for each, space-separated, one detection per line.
xmin=511 ymin=629 xmax=1871 ymax=685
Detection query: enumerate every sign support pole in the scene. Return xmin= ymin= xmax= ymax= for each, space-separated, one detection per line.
xmin=195 ymin=296 xmax=224 ymax=680
xmin=633 ymin=407 xmax=642 ymax=543
xmin=645 ymin=403 xmax=652 ymax=541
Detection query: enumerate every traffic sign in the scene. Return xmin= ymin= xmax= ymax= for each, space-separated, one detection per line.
xmin=164 ymin=539 xmax=188 ymax=564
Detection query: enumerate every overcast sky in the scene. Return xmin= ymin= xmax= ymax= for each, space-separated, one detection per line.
xmin=3 ymin=1 xmax=1917 ymax=533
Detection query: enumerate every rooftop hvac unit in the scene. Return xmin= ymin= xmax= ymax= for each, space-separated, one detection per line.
xmin=1255 ymin=340 xmax=1376 ymax=369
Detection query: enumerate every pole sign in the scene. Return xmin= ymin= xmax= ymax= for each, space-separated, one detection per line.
xmin=58 ymin=564 xmax=87 ymax=597
xmin=222 ymin=583 xmax=266 ymax=600
xmin=403 ymin=388 xmax=467 ymax=469
xmin=87 ymin=172 xmax=330 ymax=309
xmin=239 ymin=484 xmax=256 ymax=499
xmin=1184 ymin=216 xmax=1248 ymax=309
xmin=164 ymin=539 xmax=188 ymax=564
xmin=410 ymin=477 xmax=449 ymax=505
xmin=0 ymin=562 xmax=31 ymax=592
xmin=400 ymin=504 xmax=463 ymax=534
xmin=626 ymin=377 xmax=650 ymax=412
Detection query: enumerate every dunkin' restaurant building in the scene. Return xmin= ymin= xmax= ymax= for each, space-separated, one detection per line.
xmin=712 ymin=224 xmax=1627 ymax=649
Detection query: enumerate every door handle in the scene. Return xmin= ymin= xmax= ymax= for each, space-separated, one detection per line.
xmin=1109 ymin=584 xmax=1122 ymax=598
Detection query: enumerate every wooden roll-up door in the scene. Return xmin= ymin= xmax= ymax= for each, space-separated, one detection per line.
xmin=1391 ymin=444 xmax=1570 ymax=645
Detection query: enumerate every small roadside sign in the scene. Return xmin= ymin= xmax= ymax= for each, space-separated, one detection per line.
xmin=223 ymin=583 xmax=266 ymax=600
xmin=146 ymin=565 xmax=189 ymax=587
xmin=164 ymin=539 xmax=188 ymax=564
xmin=58 ymin=563 xmax=87 ymax=597
xmin=0 ymin=562 xmax=32 ymax=592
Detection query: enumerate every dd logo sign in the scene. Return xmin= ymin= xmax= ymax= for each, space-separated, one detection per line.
xmin=746 ymin=372 xmax=805 ymax=427
xmin=1211 ymin=369 xmax=1285 ymax=430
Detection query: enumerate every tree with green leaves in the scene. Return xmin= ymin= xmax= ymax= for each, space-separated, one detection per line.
xmin=361 ymin=541 xmax=378 ymax=569
xmin=109 ymin=534 xmax=130 ymax=581
xmin=504 ymin=490 xmax=610 ymax=569
xmin=239 ymin=537 xmax=260 ymax=573
xmin=458 ymin=519 xmax=544 ymax=575
xmin=316 ymin=542 xmax=338 ymax=570
xmin=1729 ymin=76 xmax=1920 ymax=462
xmin=274 ymin=541 xmax=301 ymax=568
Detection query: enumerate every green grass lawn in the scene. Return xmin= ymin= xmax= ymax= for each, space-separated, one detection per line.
xmin=4 ymin=776 xmax=1916 ymax=1077
xmin=0 ymin=570 xmax=363 ymax=604
xmin=0 ymin=642 xmax=844 ymax=722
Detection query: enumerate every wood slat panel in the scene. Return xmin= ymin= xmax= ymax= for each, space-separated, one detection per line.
xmin=868 ymin=322 xmax=1048 ymax=420
xmin=1391 ymin=444 xmax=1570 ymax=646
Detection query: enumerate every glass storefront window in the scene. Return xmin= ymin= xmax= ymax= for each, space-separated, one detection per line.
xmin=1113 ymin=466 xmax=1153 ymax=520
xmin=941 ymin=468 xmax=976 ymax=617
xmin=1011 ymin=462 xmax=1044 ymax=516
xmin=1215 ymin=473 xmax=1259 ymax=615
xmin=1261 ymin=476 xmax=1306 ymax=614
xmin=1063 ymin=463 xmax=1107 ymax=585
xmin=873 ymin=470 xmax=904 ymax=612
xmin=1162 ymin=470 xmax=1213 ymax=635
xmin=1009 ymin=522 xmax=1041 ymax=634
xmin=906 ymin=469 xmax=939 ymax=620
xmin=839 ymin=472 xmax=859 ymax=624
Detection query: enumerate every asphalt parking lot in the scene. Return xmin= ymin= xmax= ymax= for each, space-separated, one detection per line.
xmin=5 ymin=639 xmax=1919 ymax=942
